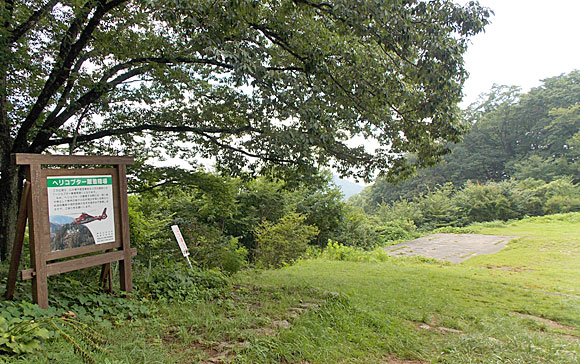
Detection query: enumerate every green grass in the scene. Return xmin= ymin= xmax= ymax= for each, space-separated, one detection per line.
xmin=247 ymin=213 xmax=580 ymax=363
xmin=2 ymin=213 xmax=580 ymax=363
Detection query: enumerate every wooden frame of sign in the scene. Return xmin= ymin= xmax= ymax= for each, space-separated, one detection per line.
xmin=4 ymin=154 xmax=136 ymax=308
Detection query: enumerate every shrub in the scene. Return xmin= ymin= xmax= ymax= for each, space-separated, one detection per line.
xmin=320 ymin=241 xmax=368 ymax=261
xmin=254 ymin=212 xmax=319 ymax=267
xmin=415 ymin=183 xmax=459 ymax=229
xmin=539 ymin=178 xmax=580 ymax=214
xmin=135 ymin=261 xmax=230 ymax=301
xmin=375 ymin=199 xmax=422 ymax=224
xmin=375 ymin=219 xmax=419 ymax=243
xmin=217 ymin=237 xmax=248 ymax=274
xmin=128 ymin=195 xmax=173 ymax=264
xmin=453 ymin=181 xmax=522 ymax=223
xmin=333 ymin=206 xmax=381 ymax=249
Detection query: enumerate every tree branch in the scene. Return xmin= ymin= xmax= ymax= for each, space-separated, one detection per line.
xmin=30 ymin=66 xmax=150 ymax=151
xmin=12 ymin=0 xmax=128 ymax=152
xmin=197 ymin=131 xmax=295 ymax=164
xmin=248 ymin=23 xmax=308 ymax=64
xmin=45 ymin=123 xmax=293 ymax=164
xmin=128 ymin=180 xmax=180 ymax=194
xmin=43 ymin=51 xmax=93 ymax=126
xmin=99 ymin=56 xmax=236 ymax=82
xmin=292 ymin=0 xmax=333 ymax=11
xmin=45 ymin=124 xmax=259 ymax=146
xmin=8 ymin=0 xmax=58 ymax=43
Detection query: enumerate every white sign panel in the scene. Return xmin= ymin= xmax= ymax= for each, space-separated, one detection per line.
xmin=171 ymin=225 xmax=190 ymax=257
xmin=47 ymin=175 xmax=115 ymax=251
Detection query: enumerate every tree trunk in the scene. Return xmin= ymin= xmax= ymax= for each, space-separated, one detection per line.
xmin=0 ymin=158 xmax=23 ymax=262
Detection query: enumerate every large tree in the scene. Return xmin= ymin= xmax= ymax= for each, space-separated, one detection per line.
xmin=357 ymin=70 xmax=580 ymax=210
xmin=0 ymin=0 xmax=490 ymax=260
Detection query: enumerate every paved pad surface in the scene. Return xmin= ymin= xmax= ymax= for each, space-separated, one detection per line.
xmin=385 ymin=233 xmax=519 ymax=263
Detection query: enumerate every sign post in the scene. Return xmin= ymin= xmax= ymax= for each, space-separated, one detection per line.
xmin=171 ymin=225 xmax=193 ymax=269
xmin=4 ymin=154 xmax=136 ymax=308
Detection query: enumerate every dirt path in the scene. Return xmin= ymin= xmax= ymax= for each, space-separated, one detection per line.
xmin=385 ymin=233 xmax=518 ymax=263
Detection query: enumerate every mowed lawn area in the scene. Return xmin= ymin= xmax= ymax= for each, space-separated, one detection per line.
xmin=249 ymin=214 xmax=580 ymax=363
xmin=4 ymin=214 xmax=580 ymax=364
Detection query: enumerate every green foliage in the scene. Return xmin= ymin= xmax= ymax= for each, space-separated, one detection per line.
xmin=0 ymin=316 xmax=50 ymax=355
xmin=49 ymin=318 xmax=108 ymax=364
xmin=360 ymin=177 xmax=580 ymax=232
xmin=0 ymin=300 xmax=104 ymax=361
xmin=332 ymin=206 xmax=381 ymax=249
xmin=254 ymin=212 xmax=319 ymax=268
xmin=375 ymin=199 xmax=423 ymax=223
xmin=432 ymin=225 xmax=477 ymax=234
xmin=1 ymin=0 xmax=491 ymax=263
xmin=289 ymin=180 xmax=345 ymax=247
xmin=128 ymin=194 xmax=173 ymax=263
xmin=215 ymin=237 xmax=248 ymax=274
xmin=540 ymin=178 xmax=580 ymax=214
xmin=374 ymin=219 xmax=420 ymax=243
xmin=128 ymin=170 xmax=355 ymax=267
xmin=359 ymin=71 xmax=580 ymax=209
xmin=135 ymin=262 xmax=230 ymax=302
xmin=414 ymin=184 xmax=459 ymax=229
xmin=453 ymin=181 xmax=522 ymax=223
xmin=128 ymin=175 xmax=250 ymax=273
xmin=320 ymin=241 xmax=370 ymax=262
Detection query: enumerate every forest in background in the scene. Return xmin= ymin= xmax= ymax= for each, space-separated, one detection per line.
xmin=352 ymin=70 xmax=580 ymax=210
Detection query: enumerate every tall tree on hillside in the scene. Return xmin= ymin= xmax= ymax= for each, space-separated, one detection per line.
xmin=0 ymin=0 xmax=490 ymax=259
xmin=357 ymin=71 xmax=580 ymax=208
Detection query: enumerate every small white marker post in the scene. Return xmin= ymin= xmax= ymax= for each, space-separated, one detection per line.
xmin=171 ymin=225 xmax=193 ymax=270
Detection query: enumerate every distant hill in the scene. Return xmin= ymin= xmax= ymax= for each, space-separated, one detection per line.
xmin=50 ymin=215 xmax=75 ymax=225
xmin=332 ymin=175 xmax=365 ymax=200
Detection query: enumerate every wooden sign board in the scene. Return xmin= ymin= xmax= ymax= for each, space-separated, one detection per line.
xmin=4 ymin=154 xmax=137 ymax=308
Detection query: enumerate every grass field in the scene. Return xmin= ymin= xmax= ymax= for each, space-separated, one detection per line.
xmin=3 ymin=213 xmax=580 ymax=363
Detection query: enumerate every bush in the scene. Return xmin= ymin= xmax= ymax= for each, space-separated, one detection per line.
xmin=254 ymin=212 xmax=319 ymax=267
xmin=217 ymin=237 xmax=248 ymax=274
xmin=375 ymin=219 xmax=419 ymax=243
xmin=363 ymin=177 xmax=580 ymax=233
xmin=375 ymin=199 xmax=422 ymax=224
xmin=319 ymin=241 xmax=438 ymax=263
xmin=333 ymin=206 xmax=381 ymax=249
xmin=128 ymin=195 xmax=173 ymax=264
xmin=539 ymin=178 xmax=580 ymax=214
xmin=320 ymin=241 xmax=368 ymax=261
xmin=415 ymin=183 xmax=459 ymax=229
xmin=135 ymin=261 xmax=230 ymax=301
xmin=453 ymin=181 xmax=522 ymax=223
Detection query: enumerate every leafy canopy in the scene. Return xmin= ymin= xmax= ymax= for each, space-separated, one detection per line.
xmin=1 ymin=0 xmax=490 ymax=180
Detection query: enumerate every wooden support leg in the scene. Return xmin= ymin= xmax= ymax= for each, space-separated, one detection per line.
xmin=99 ymin=263 xmax=113 ymax=293
xmin=4 ymin=182 xmax=30 ymax=300
xmin=29 ymin=165 xmax=48 ymax=309
xmin=117 ymin=164 xmax=133 ymax=292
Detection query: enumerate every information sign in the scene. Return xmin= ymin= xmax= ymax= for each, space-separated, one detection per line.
xmin=4 ymin=154 xmax=136 ymax=309
xmin=47 ymin=175 xmax=115 ymax=251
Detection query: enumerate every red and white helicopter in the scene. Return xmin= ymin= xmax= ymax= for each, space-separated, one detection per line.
xmin=71 ymin=208 xmax=108 ymax=225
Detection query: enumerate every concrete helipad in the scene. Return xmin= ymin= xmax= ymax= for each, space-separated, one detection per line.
xmin=385 ymin=233 xmax=519 ymax=263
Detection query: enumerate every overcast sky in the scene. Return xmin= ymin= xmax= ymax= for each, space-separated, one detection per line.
xmin=460 ymin=0 xmax=580 ymax=106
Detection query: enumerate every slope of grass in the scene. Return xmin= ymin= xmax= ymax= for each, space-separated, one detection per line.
xmin=2 ymin=213 xmax=580 ymax=363
xmin=246 ymin=213 xmax=580 ymax=363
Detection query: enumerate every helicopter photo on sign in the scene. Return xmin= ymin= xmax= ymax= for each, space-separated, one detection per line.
xmin=47 ymin=175 xmax=116 ymax=252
